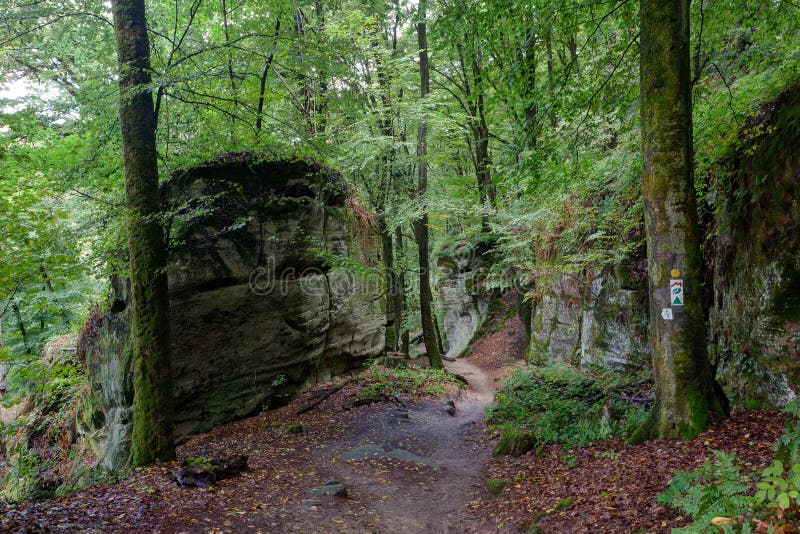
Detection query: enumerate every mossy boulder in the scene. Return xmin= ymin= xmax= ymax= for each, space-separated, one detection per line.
xmin=525 ymin=261 xmax=649 ymax=372
xmin=493 ymin=428 xmax=539 ymax=457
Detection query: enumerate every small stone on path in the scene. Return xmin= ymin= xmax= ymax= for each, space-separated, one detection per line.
xmin=340 ymin=443 xmax=427 ymax=464
xmin=308 ymin=481 xmax=348 ymax=498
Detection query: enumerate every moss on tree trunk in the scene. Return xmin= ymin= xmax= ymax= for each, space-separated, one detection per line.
xmin=414 ymin=0 xmax=442 ymax=369
xmin=638 ymin=0 xmax=727 ymax=440
xmin=111 ymin=0 xmax=175 ymax=465
xmin=379 ymin=215 xmax=399 ymax=352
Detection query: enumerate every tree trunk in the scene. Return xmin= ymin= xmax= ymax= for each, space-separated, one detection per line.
xmin=255 ymin=17 xmax=281 ymax=137
xmin=0 ymin=316 xmax=7 ymax=395
xmin=221 ymin=0 xmax=237 ymax=145
xmin=313 ymin=0 xmax=328 ymax=133
xmin=545 ymin=29 xmax=557 ymax=127
xmin=395 ymin=226 xmax=410 ymax=357
xmin=635 ymin=0 xmax=727 ymax=441
xmin=379 ymin=215 xmax=399 ymax=352
xmin=472 ymin=68 xmax=494 ymax=234
xmin=523 ymin=28 xmax=538 ymax=149
xmin=433 ymin=312 xmax=446 ymax=357
xmin=12 ymin=302 xmax=29 ymax=354
xmin=111 ymin=0 xmax=175 ymax=465
xmin=413 ymin=0 xmax=442 ymax=369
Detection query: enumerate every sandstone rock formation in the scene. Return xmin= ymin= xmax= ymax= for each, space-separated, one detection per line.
xmin=83 ymin=156 xmax=385 ymax=468
xmin=437 ymin=243 xmax=490 ymax=360
xmin=525 ymin=260 xmax=650 ymax=371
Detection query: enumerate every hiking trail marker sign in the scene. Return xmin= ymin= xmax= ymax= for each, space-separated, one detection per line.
xmin=670 ymin=279 xmax=684 ymax=306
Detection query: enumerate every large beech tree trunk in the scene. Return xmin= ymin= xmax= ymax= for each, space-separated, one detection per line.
xmin=413 ymin=0 xmax=442 ymax=369
xmin=111 ymin=0 xmax=175 ymax=465
xmin=636 ymin=0 xmax=727 ymax=440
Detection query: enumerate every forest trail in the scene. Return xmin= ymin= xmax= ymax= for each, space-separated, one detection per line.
xmin=0 ymin=310 xmax=526 ymax=533
xmin=274 ymin=355 xmax=500 ymax=533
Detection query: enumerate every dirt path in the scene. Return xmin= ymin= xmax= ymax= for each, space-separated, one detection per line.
xmin=288 ymin=356 xmax=498 ymax=533
xmin=0 ymin=312 xmax=526 ymax=533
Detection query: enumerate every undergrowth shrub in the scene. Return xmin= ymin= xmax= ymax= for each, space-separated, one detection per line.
xmin=658 ymin=399 xmax=800 ymax=532
xmin=0 ymin=337 xmax=112 ymax=503
xmin=487 ymin=363 xmax=649 ymax=450
xmin=657 ymin=451 xmax=752 ymax=532
xmin=356 ymin=361 xmax=461 ymax=401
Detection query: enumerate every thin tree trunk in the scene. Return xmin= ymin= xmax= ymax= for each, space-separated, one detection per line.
xmin=523 ymin=28 xmax=538 ymax=149
xmin=293 ymin=8 xmax=313 ymax=134
xmin=433 ymin=312 xmax=446 ymax=356
xmin=414 ymin=0 xmax=442 ymax=369
xmin=221 ymin=0 xmax=237 ymax=144
xmin=314 ymin=0 xmax=327 ymax=133
xmin=470 ymin=47 xmax=495 ymax=233
xmin=12 ymin=303 xmax=29 ymax=354
xmin=395 ymin=226 xmax=409 ymax=357
xmin=111 ymin=0 xmax=175 ymax=465
xmin=0 ymin=316 xmax=6 ymax=395
xmin=634 ymin=0 xmax=727 ymax=441
xmin=379 ymin=215 xmax=399 ymax=352
xmin=255 ymin=17 xmax=281 ymax=136
xmin=545 ymin=29 xmax=556 ymax=127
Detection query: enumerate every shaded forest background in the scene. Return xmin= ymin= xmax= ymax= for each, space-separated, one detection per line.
xmin=2 ymin=0 xmax=798 ymax=380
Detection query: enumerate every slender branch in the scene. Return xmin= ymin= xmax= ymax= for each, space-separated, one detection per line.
xmin=712 ymin=62 xmax=741 ymax=128
xmin=0 ymin=280 xmax=25 ymax=320
xmin=691 ymin=0 xmax=709 ymax=86
xmin=572 ymin=31 xmax=639 ymax=146
xmin=69 ymin=188 xmax=125 ymax=207
xmin=0 ymin=11 xmax=113 ymax=46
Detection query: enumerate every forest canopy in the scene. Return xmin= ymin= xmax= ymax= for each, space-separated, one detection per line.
xmin=1 ymin=0 xmax=799 ymax=410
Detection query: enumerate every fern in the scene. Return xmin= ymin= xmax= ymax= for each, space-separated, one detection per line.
xmin=775 ymin=400 xmax=800 ymax=466
xmin=658 ymin=451 xmax=752 ymax=533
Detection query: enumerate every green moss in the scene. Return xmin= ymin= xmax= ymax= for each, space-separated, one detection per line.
xmin=771 ymin=264 xmax=800 ymax=322
xmin=486 ymin=478 xmax=509 ymax=498
xmin=185 ymin=457 xmax=213 ymax=470
xmin=627 ymin=405 xmax=658 ymax=444
xmin=676 ymin=386 xmax=711 ymax=439
xmin=526 ymin=338 xmax=549 ymax=364
xmin=554 ymin=498 xmax=573 ymax=511
xmin=492 ymin=428 xmax=539 ymax=457
xmin=533 ymin=312 xmax=544 ymax=332
xmin=326 ymin=205 xmax=352 ymax=225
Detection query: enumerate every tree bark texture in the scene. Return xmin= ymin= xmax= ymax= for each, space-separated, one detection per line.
xmin=637 ymin=0 xmax=727 ymax=440
xmin=12 ymin=302 xmax=29 ymax=354
xmin=395 ymin=226 xmax=410 ymax=356
xmin=379 ymin=216 xmax=399 ymax=352
xmin=414 ymin=0 xmax=442 ymax=369
xmin=111 ymin=0 xmax=175 ymax=465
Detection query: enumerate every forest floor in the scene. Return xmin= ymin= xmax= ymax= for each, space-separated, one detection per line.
xmin=0 ymin=296 xmax=788 ymax=533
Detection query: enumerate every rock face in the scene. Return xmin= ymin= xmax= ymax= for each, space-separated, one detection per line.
xmin=83 ymin=289 xmax=133 ymax=470
xmin=707 ymin=85 xmax=800 ymax=405
xmin=523 ymin=84 xmax=800 ymax=404
xmin=84 ymin=156 xmax=384 ymax=468
xmin=526 ymin=260 xmax=650 ymax=371
xmin=437 ymin=244 xmax=490 ymax=360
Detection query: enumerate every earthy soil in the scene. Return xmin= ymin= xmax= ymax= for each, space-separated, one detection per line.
xmin=0 ymin=297 xmax=790 ymax=533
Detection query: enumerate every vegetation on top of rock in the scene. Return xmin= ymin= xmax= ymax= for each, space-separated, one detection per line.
xmin=0 ymin=335 xmax=115 ymax=502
